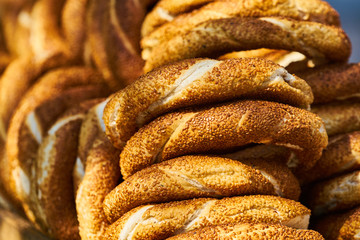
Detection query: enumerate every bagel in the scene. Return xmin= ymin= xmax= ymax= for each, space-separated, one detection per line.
xmin=312 ymin=101 xmax=360 ymax=137
xmin=167 ymin=223 xmax=325 ymax=240
xmin=30 ymin=101 xmax=99 ymax=239
xmin=307 ymin=170 xmax=360 ymax=216
xmin=104 ymin=57 xmax=314 ymax=149
xmin=143 ymin=17 xmax=350 ymax=72
xmin=142 ymin=0 xmax=340 ymax=50
xmin=2 ymin=67 xmax=108 ymax=208
xmin=76 ymin=101 xmax=122 ymax=240
xmin=103 ymin=195 xmax=311 ymax=240
xmin=103 ymin=155 xmax=300 ymax=222
xmin=313 ymin=206 xmax=360 ymax=240
xmin=296 ymin=63 xmax=360 ymax=104
xmin=300 ymin=131 xmax=360 ymax=184
xmin=120 ymin=100 xmax=327 ymax=178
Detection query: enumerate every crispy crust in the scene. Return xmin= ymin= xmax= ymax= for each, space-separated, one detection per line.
xmin=307 ymin=170 xmax=360 ymax=216
xmin=103 ymin=155 xmax=300 ymax=221
xmin=143 ymin=17 xmax=350 ymax=72
xmin=104 ymin=58 xmax=313 ymax=149
xmin=76 ymin=137 xmax=121 ymax=240
xmin=103 ymin=195 xmax=310 ymax=240
xmin=167 ymin=223 xmax=324 ymax=240
xmin=313 ymin=207 xmax=360 ymax=240
xmin=142 ymin=0 xmax=340 ymax=48
xmin=312 ymin=101 xmax=360 ymax=137
xmin=3 ymin=67 xmax=108 ymax=209
xmin=296 ymin=63 xmax=360 ymax=104
xmin=120 ymin=100 xmax=327 ymax=178
xmin=300 ymin=131 xmax=360 ymax=184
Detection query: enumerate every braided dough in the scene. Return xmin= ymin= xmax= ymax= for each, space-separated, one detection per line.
xmin=142 ymin=0 xmax=340 ymax=50
xmin=104 ymin=58 xmax=313 ymax=149
xmin=120 ymin=100 xmax=327 ymax=178
xmin=104 ymin=195 xmax=310 ymax=240
xmin=314 ymin=206 xmax=360 ymax=240
xmin=308 ymin=170 xmax=360 ymax=216
xmin=296 ymin=63 xmax=360 ymax=104
xmin=167 ymin=223 xmax=325 ymax=240
xmin=312 ymin=101 xmax=360 ymax=137
xmin=300 ymin=131 xmax=360 ymax=184
xmin=143 ymin=17 xmax=350 ymax=72
xmin=104 ymin=155 xmax=300 ymax=222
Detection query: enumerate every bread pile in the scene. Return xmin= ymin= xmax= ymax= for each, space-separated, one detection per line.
xmin=0 ymin=0 xmax=359 ymax=240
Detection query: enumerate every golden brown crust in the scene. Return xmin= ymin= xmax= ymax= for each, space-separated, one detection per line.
xmin=76 ymin=137 xmax=121 ymax=240
xmin=104 ymin=58 xmax=313 ymax=149
xmin=313 ymin=207 xmax=360 ymax=240
xmin=2 ymin=67 xmax=108 ymax=208
xmin=103 ymin=155 xmax=300 ymax=221
xmin=312 ymin=101 xmax=360 ymax=137
xmin=167 ymin=223 xmax=325 ymax=240
xmin=300 ymin=131 xmax=360 ymax=184
xmin=103 ymin=195 xmax=310 ymax=240
xmin=143 ymin=17 xmax=350 ymax=72
xmin=296 ymin=63 xmax=360 ymax=104
xmin=307 ymin=170 xmax=360 ymax=216
xmin=120 ymin=100 xmax=327 ymax=178
xmin=142 ymin=0 xmax=340 ymax=50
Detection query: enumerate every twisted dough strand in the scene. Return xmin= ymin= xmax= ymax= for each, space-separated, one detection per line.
xmin=104 ymin=57 xmax=313 ymax=149
xmin=104 ymin=195 xmax=310 ymax=240
xmin=120 ymin=100 xmax=327 ymax=178
xmin=103 ymin=155 xmax=300 ymax=222
xmin=143 ymin=17 xmax=351 ymax=72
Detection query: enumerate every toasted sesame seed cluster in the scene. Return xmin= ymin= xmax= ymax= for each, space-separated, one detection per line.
xmin=0 ymin=0 xmax=359 ymax=240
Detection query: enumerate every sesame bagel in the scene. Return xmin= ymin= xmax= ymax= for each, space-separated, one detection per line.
xmin=104 ymin=58 xmax=314 ymax=149
xmin=300 ymin=131 xmax=360 ymax=184
xmin=313 ymin=206 xmax=360 ymax=240
xmin=143 ymin=17 xmax=350 ymax=72
xmin=3 ymin=67 xmax=108 ymax=207
xmin=103 ymin=195 xmax=310 ymax=240
xmin=76 ymin=101 xmax=122 ymax=240
xmin=296 ymin=63 xmax=360 ymax=104
xmin=30 ymin=101 xmax=99 ymax=240
xmin=167 ymin=223 xmax=325 ymax=240
xmin=307 ymin=170 xmax=360 ymax=216
xmin=312 ymin=101 xmax=360 ymax=137
xmin=142 ymin=0 xmax=340 ymax=51
xmin=103 ymin=155 xmax=300 ymax=222
xmin=120 ymin=100 xmax=327 ymax=178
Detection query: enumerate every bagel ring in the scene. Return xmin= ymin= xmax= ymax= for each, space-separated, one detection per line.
xmin=103 ymin=195 xmax=310 ymax=240
xmin=119 ymin=100 xmax=327 ymax=178
xmin=143 ymin=17 xmax=350 ymax=72
xmin=167 ymin=223 xmax=325 ymax=240
xmin=104 ymin=57 xmax=313 ymax=149
xmin=103 ymin=155 xmax=300 ymax=222
xmin=142 ymin=0 xmax=340 ymax=50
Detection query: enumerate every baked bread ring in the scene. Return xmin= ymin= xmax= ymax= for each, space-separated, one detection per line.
xmin=120 ymin=100 xmax=327 ymax=178
xmin=103 ymin=195 xmax=311 ymax=240
xmin=142 ymin=0 xmax=340 ymax=51
xmin=307 ymin=170 xmax=360 ymax=216
xmin=30 ymin=101 xmax=98 ymax=240
xmin=104 ymin=57 xmax=314 ymax=149
xmin=296 ymin=63 xmax=360 ymax=104
xmin=166 ymin=223 xmax=325 ymax=240
xmin=313 ymin=206 xmax=360 ymax=240
xmin=312 ymin=101 xmax=360 ymax=137
xmin=143 ymin=17 xmax=351 ymax=72
xmin=300 ymin=131 xmax=360 ymax=184
xmin=2 ymin=67 xmax=108 ymax=207
xmin=103 ymin=155 xmax=300 ymax=222
xmin=76 ymin=101 xmax=122 ymax=240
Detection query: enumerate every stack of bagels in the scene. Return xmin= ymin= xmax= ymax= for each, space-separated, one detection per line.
xmin=0 ymin=0 xmax=359 ymax=239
